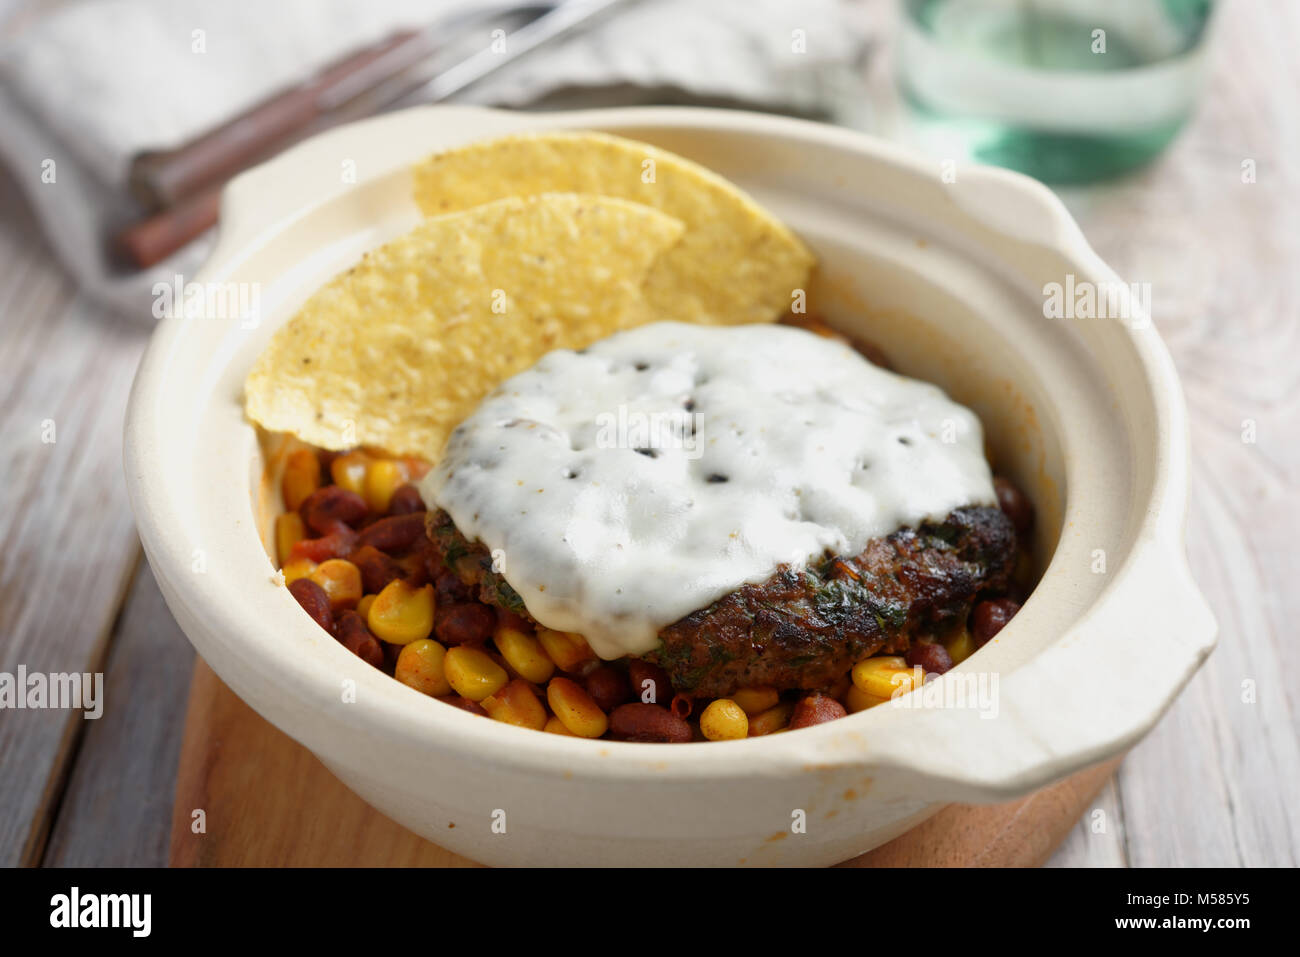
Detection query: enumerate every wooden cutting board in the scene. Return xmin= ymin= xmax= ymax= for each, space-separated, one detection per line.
xmin=170 ymin=660 xmax=1119 ymax=867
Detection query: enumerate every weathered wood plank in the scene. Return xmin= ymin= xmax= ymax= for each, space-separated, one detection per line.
xmin=1055 ymin=0 xmax=1300 ymax=867
xmin=0 ymin=168 xmax=150 ymax=866
xmin=41 ymin=564 xmax=195 ymax=867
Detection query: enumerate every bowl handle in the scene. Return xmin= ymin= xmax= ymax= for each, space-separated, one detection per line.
xmin=856 ymin=537 xmax=1218 ymax=802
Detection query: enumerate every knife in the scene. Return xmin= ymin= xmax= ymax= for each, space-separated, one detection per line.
xmin=116 ymin=0 xmax=631 ymax=270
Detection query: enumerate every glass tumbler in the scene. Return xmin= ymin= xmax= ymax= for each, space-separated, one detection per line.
xmin=897 ymin=0 xmax=1216 ymax=182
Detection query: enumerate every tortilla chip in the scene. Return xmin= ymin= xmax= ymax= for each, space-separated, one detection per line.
xmin=245 ymin=193 xmax=684 ymax=457
xmin=412 ymin=131 xmax=813 ymax=327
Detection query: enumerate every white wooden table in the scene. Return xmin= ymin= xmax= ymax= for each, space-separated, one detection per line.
xmin=0 ymin=0 xmax=1295 ymax=867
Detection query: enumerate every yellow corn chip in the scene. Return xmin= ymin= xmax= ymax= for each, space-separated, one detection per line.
xmin=245 ymin=193 xmax=684 ymax=458
xmin=412 ymin=131 xmax=813 ymax=327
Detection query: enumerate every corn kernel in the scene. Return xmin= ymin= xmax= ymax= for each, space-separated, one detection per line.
xmin=481 ymin=678 xmax=547 ymax=730
xmin=945 ymin=628 xmax=976 ymax=665
xmin=544 ymin=715 xmax=576 ymax=736
xmin=394 ymin=639 xmax=451 ymax=697
xmin=310 ymin=558 xmax=362 ymax=610
xmin=852 ymin=656 xmax=923 ymax=699
xmin=356 ymin=594 xmax=376 ymax=619
xmin=845 ymin=684 xmax=890 ymax=713
xmin=281 ymin=449 xmax=320 ymax=511
xmin=493 ymin=626 xmax=554 ymax=684
xmin=537 ymin=628 xmax=595 ymax=672
xmin=444 ymin=646 xmax=508 ymax=701
xmin=329 ymin=450 xmax=370 ymax=495
xmin=281 ymin=557 xmax=318 ymax=584
xmin=700 ymin=698 xmax=749 ymax=740
xmin=748 ymin=701 xmax=794 ymax=737
xmin=364 ymin=458 xmax=407 ymax=514
xmin=275 ymin=512 xmax=306 ymax=567
xmin=546 ymin=677 xmax=607 ymax=738
xmin=731 ymin=686 xmax=779 ymax=715
xmin=367 ymin=579 xmax=435 ymax=645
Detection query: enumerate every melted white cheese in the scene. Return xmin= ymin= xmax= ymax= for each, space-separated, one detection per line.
xmin=422 ymin=322 xmax=995 ymax=659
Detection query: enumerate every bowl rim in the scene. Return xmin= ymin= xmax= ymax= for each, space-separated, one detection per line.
xmin=124 ymin=105 xmax=1216 ymax=799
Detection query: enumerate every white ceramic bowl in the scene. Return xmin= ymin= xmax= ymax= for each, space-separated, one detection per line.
xmin=124 ymin=106 xmax=1216 ymax=866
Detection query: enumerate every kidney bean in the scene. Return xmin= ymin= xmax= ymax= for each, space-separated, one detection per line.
xmin=972 ymin=598 xmax=1021 ymax=646
xmin=435 ymin=569 xmax=474 ymax=604
xmin=608 ymin=703 xmax=693 ymax=743
xmin=438 ymin=695 xmax=489 ymax=717
xmin=335 ymin=610 xmax=384 ymax=669
xmin=494 ymin=607 xmax=532 ymax=631
xmin=905 ymin=641 xmax=953 ymax=675
xmin=300 ymin=485 xmax=369 ymax=534
xmin=788 ymin=693 xmax=847 ymax=730
xmin=422 ymin=541 xmax=445 ymax=580
xmin=288 ymin=578 xmax=333 ymax=633
xmin=627 ymin=659 xmax=674 ymax=706
xmin=572 ymin=658 xmax=603 ymax=680
xmin=584 ymin=665 xmax=632 ymax=712
xmin=356 ymin=511 xmax=425 ymax=553
xmin=434 ymin=602 xmax=495 ymax=646
xmin=352 ymin=545 xmax=403 ymax=595
xmin=289 ymin=526 xmax=357 ymax=563
xmin=993 ymin=476 xmax=1034 ymax=537
xmin=388 ymin=483 xmax=425 ymax=515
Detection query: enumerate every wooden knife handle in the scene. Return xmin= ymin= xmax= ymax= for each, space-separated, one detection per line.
xmin=126 ymin=29 xmax=431 ymax=210
xmin=115 ymin=187 xmax=221 ymax=269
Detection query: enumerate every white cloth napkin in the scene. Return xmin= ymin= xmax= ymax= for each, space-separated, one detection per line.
xmin=0 ymin=0 xmax=867 ymax=319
